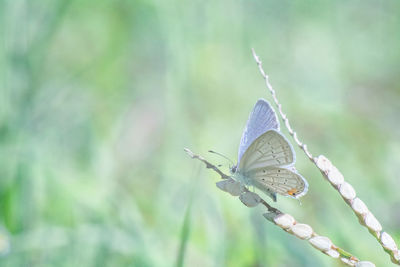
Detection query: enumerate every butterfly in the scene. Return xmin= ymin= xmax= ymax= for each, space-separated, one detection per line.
xmin=230 ymin=99 xmax=308 ymax=202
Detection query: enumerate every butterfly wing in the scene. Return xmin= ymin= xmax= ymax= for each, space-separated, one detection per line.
xmin=238 ymin=129 xmax=295 ymax=171
xmin=237 ymin=129 xmax=308 ymax=200
xmin=237 ymin=99 xmax=280 ymax=165
xmin=249 ymin=167 xmax=308 ymax=199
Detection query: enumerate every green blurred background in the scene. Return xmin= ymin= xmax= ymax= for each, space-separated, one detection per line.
xmin=1 ymin=0 xmax=400 ymax=266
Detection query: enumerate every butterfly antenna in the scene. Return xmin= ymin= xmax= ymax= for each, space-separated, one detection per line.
xmin=208 ymin=150 xmax=234 ymax=166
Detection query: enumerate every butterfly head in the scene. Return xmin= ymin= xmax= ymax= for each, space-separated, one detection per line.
xmin=230 ymin=165 xmax=237 ymax=174
xmin=208 ymin=150 xmax=236 ymax=172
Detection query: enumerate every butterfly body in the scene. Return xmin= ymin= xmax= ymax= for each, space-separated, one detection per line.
xmin=231 ymin=99 xmax=308 ymax=201
xmin=231 ymin=169 xmax=252 ymax=187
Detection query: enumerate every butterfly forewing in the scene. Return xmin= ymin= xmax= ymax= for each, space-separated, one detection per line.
xmin=238 ymin=130 xmax=295 ymax=171
xmin=238 ymin=99 xmax=280 ymax=165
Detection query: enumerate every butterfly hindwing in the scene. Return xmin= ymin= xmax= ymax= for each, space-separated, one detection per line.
xmin=249 ymin=167 xmax=308 ymax=198
xmin=238 ymin=99 xmax=280 ymax=165
xmin=238 ymin=129 xmax=295 ymax=171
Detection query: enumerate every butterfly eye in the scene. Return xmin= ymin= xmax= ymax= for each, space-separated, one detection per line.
xmin=231 ymin=166 xmax=237 ymax=173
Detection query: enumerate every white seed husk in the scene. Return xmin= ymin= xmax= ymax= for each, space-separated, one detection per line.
xmin=291 ymin=223 xmax=313 ymax=240
xmin=340 ymin=257 xmax=352 ymax=265
xmin=364 ymin=212 xmax=382 ymax=233
xmin=341 ymin=257 xmax=357 ymax=266
xmin=339 ymin=182 xmax=356 ymax=200
xmin=355 ymin=261 xmax=376 ymax=267
xmin=316 ymin=155 xmax=332 ymax=173
xmin=273 ymin=213 xmax=295 ymax=229
xmin=309 ymin=236 xmax=332 ymax=252
xmin=351 ymin=198 xmax=369 ymax=215
xmin=325 ymin=249 xmax=340 ymax=258
xmin=380 ymin=232 xmax=398 ymax=251
xmin=327 ymin=166 xmax=344 ymax=186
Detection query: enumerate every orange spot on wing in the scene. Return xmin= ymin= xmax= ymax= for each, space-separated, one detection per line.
xmin=287 ymin=188 xmax=298 ymax=196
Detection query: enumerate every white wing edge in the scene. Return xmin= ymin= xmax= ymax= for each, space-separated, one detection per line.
xmin=263 ymin=98 xmax=280 ymax=132
xmin=289 ymin=168 xmax=309 ymax=199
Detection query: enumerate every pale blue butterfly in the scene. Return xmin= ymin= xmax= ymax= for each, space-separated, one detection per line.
xmin=231 ymin=99 xmax=308 ymax=201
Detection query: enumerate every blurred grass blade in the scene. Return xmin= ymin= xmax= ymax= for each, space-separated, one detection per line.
xmin=175 ymin=200 xmax=192 ymax=267
xmin=175 ymin=154 xmax=202 ymax=267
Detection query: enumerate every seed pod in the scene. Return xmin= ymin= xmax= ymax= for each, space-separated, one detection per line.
xmin=327 ymin=166 xmax=344 ymax=187
xmin=340 ymin=257 xmax=357 ymax=266
xmin=364 ymin=212 xmax=382 ymax=234
xmin=309 ymin=236 xmax=332 ymax=252
xmin=216 ymin=178 xmax=243 ymax=196
xmin=291 ymin=223 xmax=313 ymax=240
xmin=316 ymin=155 xmax=332 ymax=174
xmin=355 ymin=261 xmax=376 ymax=267
xmin=239 ymin=191 xmax=260 ymax=207
xmin=339 ymin=182 xmax=356 ymax=201
xmin=380 ymin=232 xmax=398 ymax=251
xmin=273 ymin=213 xmax=295 ymax=229
xmin=325 ymin=249 xmax=340 ymax=258
xmin=351 ymin=198 xmax=369 ymax=216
